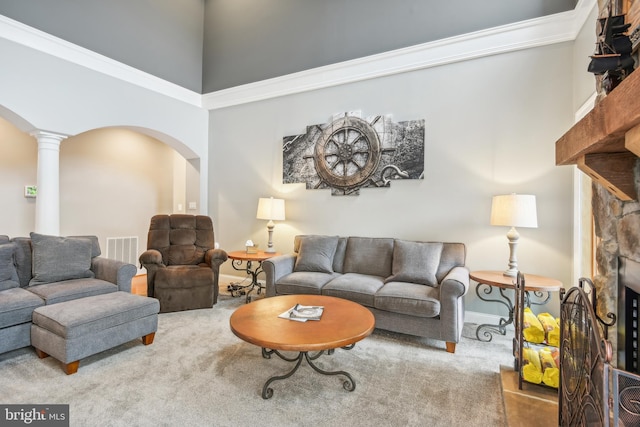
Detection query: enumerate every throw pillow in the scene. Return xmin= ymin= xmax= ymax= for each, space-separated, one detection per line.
xmin=294 ymin=235 xmax=339 ymax=274
xmin=0 ymin=243 xmax=19 ymax=291
xmin=29 ymin=232 xmax=95 ymax=286
xmin=385 ymin=240 xmax=443 ymax=287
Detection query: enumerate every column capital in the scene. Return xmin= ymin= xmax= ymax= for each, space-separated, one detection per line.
xmin=29 ymin=130 xmax=68 ymax=142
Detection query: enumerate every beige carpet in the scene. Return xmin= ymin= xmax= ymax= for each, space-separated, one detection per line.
xmin=0 ymin=290 xmax=513 ymax=427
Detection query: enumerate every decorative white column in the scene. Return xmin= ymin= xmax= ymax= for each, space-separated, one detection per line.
xmin=30 ymin=130 xmax=67 ymax=235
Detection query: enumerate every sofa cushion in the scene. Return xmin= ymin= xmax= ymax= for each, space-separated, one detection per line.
xmin=332 ymin=237 xmax=348 ymax=273
xmin=11 ymin=237 xmax=33 ymax=287
xmin=29 ymin=233 xmax=95 ymax=286
xmin=27 ymin=278 xmax=116 ymax=305
xmin=294 ymin=235 xmax=347 ymax=273
xmin=275 ymin=271 xmax=339 ymax=295
xmin=0 ymin=287 xmax=45 ymax=328
xmin=0 ymin=243 xmax=19 ymax=291
xmin=321 ymin=273 xmax=385 ymax=307
xmin=155 ymin=266 xmax=214 ymax=290
xmin=343 ymin=237 xmax=394 ymax=278
xmin=375 ymin=281 xmax=441 ymax=318
xmin=69 ymin=235 xmax=101 ymax=258
xmin=385 ymin=240 xmax=443 ymax=287
xmin=436 ymin=243 xmax=466 ymax=283
xmin=294 ymin=235 xmax=339 ymax=274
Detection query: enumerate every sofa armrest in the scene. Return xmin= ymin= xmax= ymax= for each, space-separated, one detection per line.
xmin=91 ymin=256 xmax=137 ymax=293
xmin=205 ymin=248 xmax=228 ymax=271
xmin=438 ymin=266 xmax=469 ymax=346
xmin=263 ymin=254 xmax=297 ymax=297
xmin=440 ymin=266 xmax=470 ymax=299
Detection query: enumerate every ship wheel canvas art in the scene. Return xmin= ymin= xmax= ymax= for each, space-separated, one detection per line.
xmin=283 ymin=112 xmax=424 ymax=196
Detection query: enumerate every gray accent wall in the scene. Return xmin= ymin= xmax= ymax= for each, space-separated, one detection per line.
xmin=202 ymin=0 xmax=577 ymax=92
xmin=0 ymin=0 xmax=576 ymax=93
xmin=0 ymin=0 xmax=205 ymax=93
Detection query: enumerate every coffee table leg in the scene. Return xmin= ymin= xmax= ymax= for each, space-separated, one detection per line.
xmin=304 ymin=352 xmax=355 ymax=392
xmin=262 ymin=352 xmax=304 ymax=399
xmin=260 ymin=348 xmax=356 ymax=399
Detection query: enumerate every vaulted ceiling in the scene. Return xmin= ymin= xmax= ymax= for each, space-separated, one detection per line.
xmin=0 ymin=0 xmax=579 ymax=93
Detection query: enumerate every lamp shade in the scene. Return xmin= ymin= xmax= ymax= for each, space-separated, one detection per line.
xmin=256 ymin=197 xmax=285 ymax=221
xmin=490 ymin=194 xmax=537 ymax=228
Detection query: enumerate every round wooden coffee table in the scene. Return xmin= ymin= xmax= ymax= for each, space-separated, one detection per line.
xmin=229 ymin=294 xmax=375 ymax=399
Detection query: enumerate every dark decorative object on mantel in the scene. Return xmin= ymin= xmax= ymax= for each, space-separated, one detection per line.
xmin=589 ymin=3 xmax=636 ymax=96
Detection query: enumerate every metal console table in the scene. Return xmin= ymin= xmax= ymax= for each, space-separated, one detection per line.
xmin=227 ymin=250 xmax=280 ymax=303
xmin=470 ymin=270 xmax=563 ymax=342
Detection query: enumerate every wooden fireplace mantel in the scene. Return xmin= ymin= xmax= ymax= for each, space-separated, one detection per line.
xmin=555 ymin=69 xmax=640 ymax=201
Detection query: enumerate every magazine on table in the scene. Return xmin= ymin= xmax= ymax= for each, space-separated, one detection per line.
xmin=278 ymin=303 xmax=324 ymax=322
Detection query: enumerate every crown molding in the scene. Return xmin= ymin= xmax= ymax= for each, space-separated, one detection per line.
xmin=0 ymin=0 xmax=595 ymax=111
xmin=0 ymin=14 xmax=202 ymax=107
xmin=203 ymin=0 xmax=595 ymax=110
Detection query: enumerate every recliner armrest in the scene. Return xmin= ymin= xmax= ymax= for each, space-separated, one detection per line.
xmin=139 ymin=249 xmax=164 ymax=266
xmin=205 ymin=248 xmax=228 ymax=270
xmin=91 ymin=256 xmax=137 ymax=293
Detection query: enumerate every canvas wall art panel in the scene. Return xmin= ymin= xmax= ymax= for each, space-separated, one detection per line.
xmin=283 ymin=111 xmax=424 ymax=196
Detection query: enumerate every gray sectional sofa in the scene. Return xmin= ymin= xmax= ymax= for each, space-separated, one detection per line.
xmin=0 ymin=233 xmax=137 ymax=355
xmin=263 ymin=235 xmax=469 ymax=353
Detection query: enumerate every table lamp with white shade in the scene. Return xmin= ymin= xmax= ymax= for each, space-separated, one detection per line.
xmin=256 ymin=197 xmax=286 ymax=253
xmin=490 ymin=194 xmax=538 ymax=277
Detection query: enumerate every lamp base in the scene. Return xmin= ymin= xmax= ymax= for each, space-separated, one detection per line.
xmin=503 ymin=227 xmax=520 ymax=279
xmin=265 ymin=222 xmax=275 ymax=254
xmin=503 ymin=268 xmax=518 ymax=277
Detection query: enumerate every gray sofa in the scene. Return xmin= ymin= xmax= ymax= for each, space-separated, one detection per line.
xmin=263 ymin=235 xmax=468 ymax=353
xmin=0 ymin=233 xmax=137 ymax=355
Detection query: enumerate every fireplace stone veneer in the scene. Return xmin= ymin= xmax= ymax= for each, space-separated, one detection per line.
xmin=592 ymin=162 xmax=640 ymax=364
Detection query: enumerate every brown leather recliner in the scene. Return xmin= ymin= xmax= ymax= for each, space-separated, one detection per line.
xmin=139 ymin=214 xmax=227 ymax=313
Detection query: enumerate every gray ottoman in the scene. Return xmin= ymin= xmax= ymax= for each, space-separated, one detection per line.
xmin=31 ymin=291 xmax=160 ymax=374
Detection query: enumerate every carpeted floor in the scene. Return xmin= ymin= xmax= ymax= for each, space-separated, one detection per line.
xmin=0 ymin=291 xmax=513 ymax=427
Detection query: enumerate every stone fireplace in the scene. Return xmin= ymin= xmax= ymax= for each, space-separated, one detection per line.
xmin=592 ymin=161 xmax=640 ymax=368
xmin=556 ymin=66 xmax=640 ymax=368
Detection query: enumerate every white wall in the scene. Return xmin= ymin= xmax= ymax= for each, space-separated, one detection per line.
xmin=571 ymin=3 xmax=598 ymax=284
xmin=572 ymin=4 xmax=599 ymax=111
xmin=0 ymin=35 xmax=209 ymax=207
xmin=0 ymin=36 xmax=208 ymax=255
xmin=0 ymin=6 xmax=589 ymax=319
xmin=59 ymin=128 xmax=176 ymax=253
xmin=0 ymin=117 xmax=37 ymax=237
xmin=210 ymin=42 xmax=576 ymax=316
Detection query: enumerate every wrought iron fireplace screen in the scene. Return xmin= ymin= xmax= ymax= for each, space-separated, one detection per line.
xmin=618 ymin=256 xmax=640 ymax=373
xmin=559 ymin=277 xmax=640 ymax=426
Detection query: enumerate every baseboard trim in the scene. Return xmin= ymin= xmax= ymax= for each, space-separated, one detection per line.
xmin=465 ymin=310 xmax=514 ymax=331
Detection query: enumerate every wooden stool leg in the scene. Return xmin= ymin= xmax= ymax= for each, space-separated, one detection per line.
xmin=65 ymin=361 xmax=79 ymax=375
xmin=142 ymin=332 xmax=155 ymax=345
xmin=445 ymin=342 xmax=456 ymax=353
xmin=35 ymin=348 xmax=49 ymax=359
